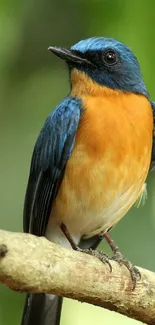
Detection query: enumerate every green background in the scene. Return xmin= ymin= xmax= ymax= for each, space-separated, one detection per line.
xmin=0 ymin=0 xmax=155 ymax=324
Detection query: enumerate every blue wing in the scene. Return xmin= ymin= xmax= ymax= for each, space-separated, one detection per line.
xmin=23 ymin=97 xmax=82 ymax=236
xmin=151 ymin=101 xmax=155 ymax=170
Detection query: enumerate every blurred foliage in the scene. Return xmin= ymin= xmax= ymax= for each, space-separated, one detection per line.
xmin=0 ymin=0 xmax=155 ymax=324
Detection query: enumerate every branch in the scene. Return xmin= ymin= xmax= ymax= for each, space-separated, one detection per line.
xmin=0 ymin=230 xmax=155 ymax=324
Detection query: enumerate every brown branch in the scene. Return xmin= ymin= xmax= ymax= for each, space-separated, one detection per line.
xmin=0 ymin=229 xmax=154 ymax=324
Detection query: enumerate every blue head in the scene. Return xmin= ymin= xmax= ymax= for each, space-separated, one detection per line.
xmin=48 ymin=37 xmax=148 ymax=97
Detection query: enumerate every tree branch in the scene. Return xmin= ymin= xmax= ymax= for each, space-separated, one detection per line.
xmin=0 ymin=229 xmax=154 ymax=324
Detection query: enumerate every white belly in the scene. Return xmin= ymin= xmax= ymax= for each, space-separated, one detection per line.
xmin=46 ymin=180 xmax=146 ymax=247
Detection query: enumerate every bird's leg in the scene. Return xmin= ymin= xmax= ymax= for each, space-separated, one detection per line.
xmin=60 ymin=223 xmax=78 ymax=250
xmin=103 ymin=231 xmax=141 ymax=289
xmin=60 ymin=223 xmax=112 ymax=271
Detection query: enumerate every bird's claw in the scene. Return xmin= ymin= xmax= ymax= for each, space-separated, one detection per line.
xmin=76 ymin=247 xmax=112 ymax=272
xmin=111 ymin=251 xmax=141 ymax=290
xmin=97 ymin=250 xmax=112 ymax=272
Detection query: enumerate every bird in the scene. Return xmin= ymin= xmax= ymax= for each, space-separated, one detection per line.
xmin=20 ymin=37 xmax=154 ymax=325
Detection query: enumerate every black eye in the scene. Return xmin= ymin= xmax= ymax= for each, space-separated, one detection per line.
xmin=103 ymin=50 xmax=117 ymax=66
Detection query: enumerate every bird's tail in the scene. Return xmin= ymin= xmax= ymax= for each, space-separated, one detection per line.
xmin=21 ymin=293 xmax=62 ymax=325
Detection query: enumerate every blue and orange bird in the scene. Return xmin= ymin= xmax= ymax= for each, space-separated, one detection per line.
xmin=21 ymin=37 xmax=154 ymax=325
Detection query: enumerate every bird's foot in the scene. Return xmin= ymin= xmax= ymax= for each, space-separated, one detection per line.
xmin=60 ymin=224 xmax=112 ymax=271
xmin=111 ymin=251 xmax=141 ymax=290
xmin=103 ymin=232 xmax=141 ymax=290
xmin=76 ymin=247 xmax=112 ymax=272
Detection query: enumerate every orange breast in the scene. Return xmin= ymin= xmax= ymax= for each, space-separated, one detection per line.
xmin=50 ymin=70 xmax=153 ymax=239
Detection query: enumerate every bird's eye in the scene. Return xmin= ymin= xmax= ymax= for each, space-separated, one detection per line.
xmin=103 ymin=50 xmax=117 ymax=66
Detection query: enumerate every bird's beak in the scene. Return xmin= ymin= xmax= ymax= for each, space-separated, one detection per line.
xmin=48 ymin=46 xmax=93 ymax=66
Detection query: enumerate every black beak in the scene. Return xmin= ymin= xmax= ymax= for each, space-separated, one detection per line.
xmin=48 ymin=46 xmax=93 ymax=67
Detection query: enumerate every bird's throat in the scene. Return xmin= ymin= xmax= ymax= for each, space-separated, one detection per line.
xmin=70 ymin=69 xmax=123 ymax=98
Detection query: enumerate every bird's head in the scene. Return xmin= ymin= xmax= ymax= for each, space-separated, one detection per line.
xmin=48 ymin=37 xmax=148 ymax=97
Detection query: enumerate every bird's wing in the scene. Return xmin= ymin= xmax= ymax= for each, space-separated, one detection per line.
xmin=150 ymin=101 xmax=155 ymax=170
xmin=23 ymin=97 xmax=82 ymax=236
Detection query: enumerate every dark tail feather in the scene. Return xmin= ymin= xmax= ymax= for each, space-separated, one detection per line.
xmin=21 ymin=293 xmax=62 ymax=325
